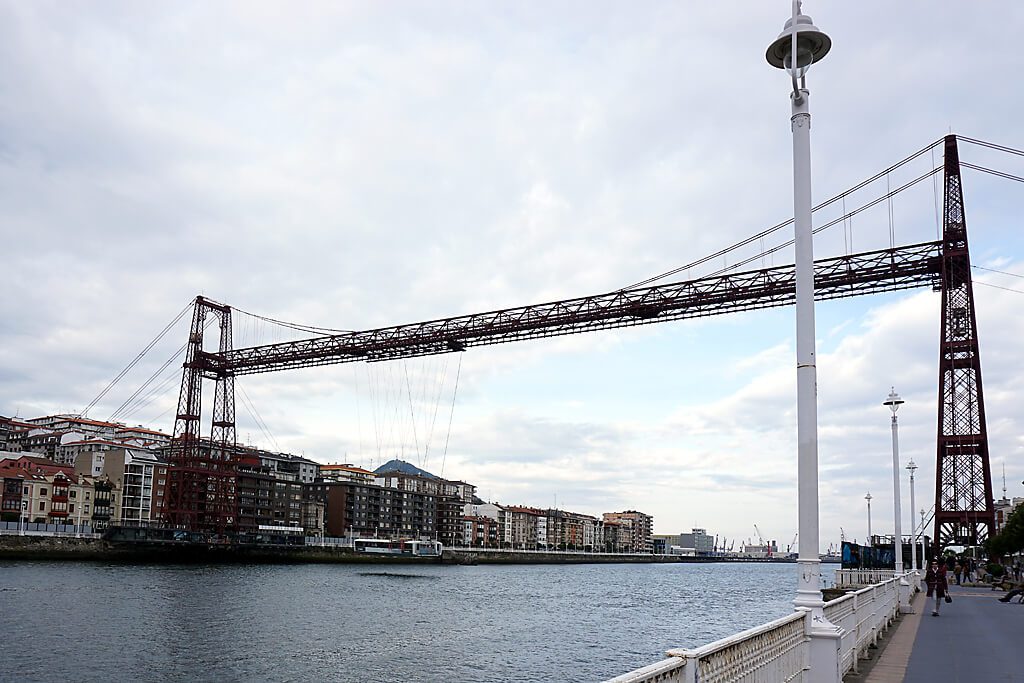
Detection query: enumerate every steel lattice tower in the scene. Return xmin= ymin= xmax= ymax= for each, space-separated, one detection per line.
xmin=932 ymin=135 xmax=995 ymax=551
xmin=164 ymin=296 xmax=237 ymax=533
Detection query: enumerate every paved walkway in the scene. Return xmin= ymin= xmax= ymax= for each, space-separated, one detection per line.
xmin=865 ymin=582 xmax=1024 ymax=682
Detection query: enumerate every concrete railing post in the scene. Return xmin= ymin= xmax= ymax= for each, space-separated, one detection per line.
xmin=803 ymin=608 xmax=843 ymax=683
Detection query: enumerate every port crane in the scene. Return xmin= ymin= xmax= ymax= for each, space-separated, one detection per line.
xmin=785 ymin=532 xmax=798 ymax=554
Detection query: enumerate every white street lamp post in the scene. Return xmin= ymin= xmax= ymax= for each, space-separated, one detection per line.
xmin=865 ymin=492 xmax=872 ymax=546
xmin=906 ymin=459 xmax=918 ymax=572
xmin=884 ymin=387 xmax=911 ymax=612
xmin=767 ymin=4 xmax=843 ymax=681
xmin=766 ymin=0 xmax=831 ymax=614
xmin=920 ymin=508 xmax=927 ymax=564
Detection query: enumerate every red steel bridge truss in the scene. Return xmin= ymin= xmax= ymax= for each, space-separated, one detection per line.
xmin=166 ymin=135 xmax=996 ymax=551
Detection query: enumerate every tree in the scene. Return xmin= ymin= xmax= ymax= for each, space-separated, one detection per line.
xmin=987 ymin=504 xmax=1024 ymax=559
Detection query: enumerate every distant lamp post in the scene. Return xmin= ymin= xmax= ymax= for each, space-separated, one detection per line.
xmin=884 ymin=387 xmax=911 ymax=611
xmin=865 ymin=492 xmax=873 ymax=546
xmin=920 ymin=508 xmax=927 ymax=562
xmin=766 ymin=5 xmax=844 ymax=681
xmin=906 ymin=459 xmax=918 ymax=572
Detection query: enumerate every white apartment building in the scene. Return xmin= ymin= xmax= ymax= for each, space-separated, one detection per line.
xmin=77 ymin=448 xmax=165 ymax=525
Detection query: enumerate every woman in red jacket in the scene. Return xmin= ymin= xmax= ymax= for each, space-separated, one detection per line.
xmin=925 ymin=559 xmax=949 ymax=616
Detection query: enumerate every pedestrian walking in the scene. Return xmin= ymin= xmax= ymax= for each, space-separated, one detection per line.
xmin=954 ymin=560 xmax=963 ymax=585
xmin=925 ymin=559 xmax=950 ymax=616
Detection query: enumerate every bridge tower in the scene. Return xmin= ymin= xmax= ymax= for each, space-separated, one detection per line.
xmin=164 ymin=296 xmax=237 ymax=532
xmin=932 ymin=135 xmax=995 ymax=551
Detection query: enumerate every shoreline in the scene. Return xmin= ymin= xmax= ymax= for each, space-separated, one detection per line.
xmin=0 ymin=535 xmax=835 ymax=566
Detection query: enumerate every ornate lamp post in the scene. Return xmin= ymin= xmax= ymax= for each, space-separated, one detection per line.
xmin=865 ymin=492 xmax=873 ymax=546
xmin=766 ymin=3 xmax=843 ymax=680
xmin=765 ymin=0 xmax=831 ymax=614
xmin=920 ymin=508 xmax=927 ymax=563
xmin=884 ymin=387 xmax=911 ymax=611
xmin=906 ymin=459 xmax=918 ymax=572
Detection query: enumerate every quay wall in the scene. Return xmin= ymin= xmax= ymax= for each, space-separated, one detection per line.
xmin=0 ymin=536 xmax=821 ymax=566
xmin=0 ymin=535 xmax=439 ymax=564
xmin=443 ymin=549 xmax=798 ymax=565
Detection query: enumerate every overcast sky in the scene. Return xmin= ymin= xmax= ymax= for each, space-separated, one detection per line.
xmin=2 ymin=1 xmax=1023 ymax=550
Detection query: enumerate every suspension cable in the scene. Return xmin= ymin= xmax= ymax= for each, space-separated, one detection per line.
xmin=957 ymin=136 xmax=1024 ymax=158
xmin=975 ymin=281 xmax=1024 ymax=295
xmin=705 ymin=167 xmax=941 ymax=277
xmin=232 ymin=306 xmax=353 ymax=336
xmin=622 ymin=137 xmax=945 ymax=289
xmin=439 ymin=353 xmax=462 ymax=479
xmin=107 ymin=316 xmax=217 ymax=423
xmin=238 ymin=383 xmax=280 ymax=452
xmin=973 ymin=265 xmax=1024 ymax=279
xmin=81 ymin=300 xmax=194 ymax=417
xmin=107 ymin=340 xmax=189 ymax=422
xmin=960 ymin=162 xmax=1024 ymax=184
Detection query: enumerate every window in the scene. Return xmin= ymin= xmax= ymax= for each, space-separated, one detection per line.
xmin=41 ymin=488 xmax=48 ymax=496
xmin=84 ymin=504 xmax=90 ymax=513
xmin=70 ymin=490 xmax=77 ymax=499
xmin=70 ymin=504 xmax=75 ymax=513
xmin=39 ymin=502 xmax=45 ymax=511
xmin=23 ymin=486 xmax=28 ymax=495
xmin=85 ymin=492 xmax=90 ymax=500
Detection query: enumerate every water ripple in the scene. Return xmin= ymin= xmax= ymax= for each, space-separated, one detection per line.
xmin=0 ymin=560 xmax=833 ymax=682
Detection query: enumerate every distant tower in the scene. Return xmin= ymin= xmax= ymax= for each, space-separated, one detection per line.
xmin=164 ymin=296 xmax=238 ymax=533
xmin=932 ymin=135 xmax=996 ymax=551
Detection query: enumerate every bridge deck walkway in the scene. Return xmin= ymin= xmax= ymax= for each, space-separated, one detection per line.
xmin=864 ymin=581 xmax=1023 ymax=682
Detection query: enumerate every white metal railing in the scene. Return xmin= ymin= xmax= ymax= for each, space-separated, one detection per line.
xmin=0 ymin=521 xmax=101 ymax=539
xmin=605 ymin=574 xmax=908 ymax=683
xmin=834 ymin=568 xmax=897 ymax=587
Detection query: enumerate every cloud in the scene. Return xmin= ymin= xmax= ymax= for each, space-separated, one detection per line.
xmin=2 ymin=2 xmax=1024 ymax=548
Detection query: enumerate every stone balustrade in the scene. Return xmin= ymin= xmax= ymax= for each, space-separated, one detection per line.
xmin=605 ymin=574 xmax=909 ymax=683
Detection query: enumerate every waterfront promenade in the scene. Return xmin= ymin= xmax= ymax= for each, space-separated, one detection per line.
xmin=862 ymin=583 xmax=1024 ymax=682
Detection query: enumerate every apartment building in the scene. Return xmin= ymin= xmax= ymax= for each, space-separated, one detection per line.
xmin=603 ymin=520 xmax=631 ymax=552
xmin=5 ymin=472 xmax=100 ymax=526
xmin=462 ymin=515 xmax=499 ymax=547
xmin=602 ymin=510 xmax=654 ymax=553
xmin=77 ymin=448 xmax=166 ymax=525
xmin=306 ymin=479 xmax=437 ymax=539
xmin=320 ymin=463 xmax=376 ymax=484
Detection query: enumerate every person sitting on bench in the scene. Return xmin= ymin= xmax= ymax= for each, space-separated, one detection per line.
xmin=998 ymin=580 xmax=1024 ymax=603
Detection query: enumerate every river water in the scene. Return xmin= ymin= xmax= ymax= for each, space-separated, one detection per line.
xmin=1 ymin=560 xmax=835 ymax=682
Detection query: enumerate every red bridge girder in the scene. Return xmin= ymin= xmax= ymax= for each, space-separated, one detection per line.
xmin=206 ymin=240 xmax=943 ymax=377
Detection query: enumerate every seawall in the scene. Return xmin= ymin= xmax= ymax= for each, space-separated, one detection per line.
xmin=0 ymin=536 xmax=818 ymax=566
xmin=0 ymin=535 xmax=441 ymax=564
xmin=448 ymin=549 xmax=798 ymax=565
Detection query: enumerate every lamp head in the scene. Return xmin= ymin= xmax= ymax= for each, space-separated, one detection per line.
xmin=906 ymin=459 xmax=918 ymax=473
xmin=883 ymin=387 xmax=905 ymax=414
xmin=765 ymin=9 xmax=831 ymax=75
xmin=865 ymin=492 xmax=872 ymax=502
